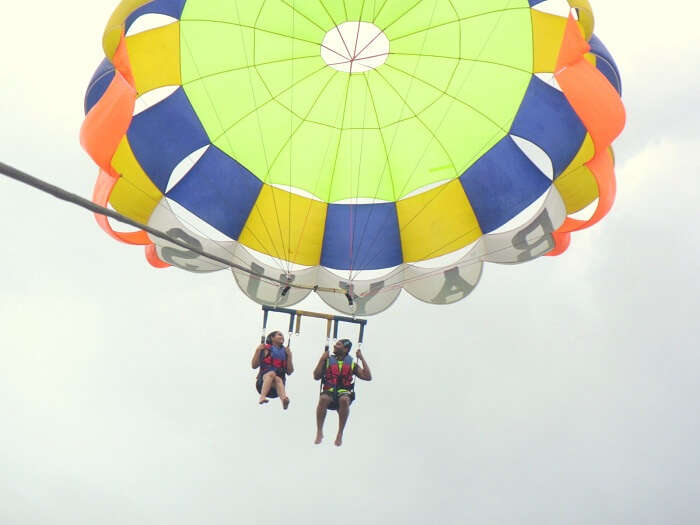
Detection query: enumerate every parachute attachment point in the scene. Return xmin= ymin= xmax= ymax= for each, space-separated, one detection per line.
xmin=261 ymin=305 xmax=367 ymax=351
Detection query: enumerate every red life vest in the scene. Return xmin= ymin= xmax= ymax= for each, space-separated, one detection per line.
xmin=259 ymin=345 xmax=287 ymax=377
xmin=323 ymin=356 xmax=355 ymax=391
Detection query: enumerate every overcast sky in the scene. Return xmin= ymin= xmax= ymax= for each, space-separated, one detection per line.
xmin=1 ymin=2 xmax=699 ymax=524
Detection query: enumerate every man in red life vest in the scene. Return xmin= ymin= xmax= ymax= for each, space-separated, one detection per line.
xmin=313 ymin=338 xmax=372 ymax=446
xmin=252 ymin=330 xmax=294 ymax=409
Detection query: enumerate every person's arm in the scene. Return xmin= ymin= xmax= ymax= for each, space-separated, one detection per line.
xmin=285 ymin=347 xmax=294 ymax=375
xmin=313 ymin=349 xmax=329 ymax=380
xmin=354 ymin=349 xmax=372 ymax=381
xmin=251 ymin=344 xmax=265 ymax=369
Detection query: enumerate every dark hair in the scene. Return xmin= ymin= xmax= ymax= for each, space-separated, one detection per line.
xmin=266 ymin=331 xmax=283 ymax=345
xmin=339 ymin=339 xmax=352 ymax=352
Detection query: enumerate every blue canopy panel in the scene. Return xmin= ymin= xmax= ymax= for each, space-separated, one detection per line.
xmin=84 ymin=58 xmax=115 ymax=115
xmin=127 ymin=87 xmax=210 ymax=192
xmin=459 ymin=135 xmax=552 ymax=234
xmin=124 ymin=0 xmax=187 ymax=31
xmin=589 ymin=35 xmax=623 ymax=95
xmin=166 ymin=145 xmax=263 ymax=240
xmin=510 ymin=75 xmax=587 ymax=178
xmin=321 ymin=202 xmax=402 ymax=271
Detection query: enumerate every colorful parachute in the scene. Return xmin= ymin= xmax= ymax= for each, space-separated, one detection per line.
xmin=81 ymin=0 xmax=625 ymax=316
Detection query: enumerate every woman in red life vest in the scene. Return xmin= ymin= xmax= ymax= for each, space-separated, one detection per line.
xmin=252 ymin=330 xmax=294 ymax=409
xmin=313 ymin=339 xmax=372 ymax=447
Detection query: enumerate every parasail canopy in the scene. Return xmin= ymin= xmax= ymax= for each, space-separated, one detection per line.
xmin=81 ymin=0 xmax=625 ymax=316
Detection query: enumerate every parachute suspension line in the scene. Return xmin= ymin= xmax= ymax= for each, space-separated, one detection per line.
xmin=111 ymin=29 xmax=258 ymax=268
xmin=113 ymin=173 xmax=252 ymax=269
xmin=320 ymin=317 xmax=331 ymax=396
xmin=347 ymin=20 xmax=373 ymax=281
xmin=345 ymin=16 xmax=363 ymax=278
xmin=185 ymin=17 xmax=304 ymax=274
xmin=319 ymin=0 xmax=353 ymax=205
xmin=226 ymin=61 xmax=332 ymax=272
xmin=348 ymin=74 xmax=406 ymax=280
xmin=288 ymin=5 xmax=295 ymax=270
xmin=357 ymin=322 xmax=366 ymax=352
xmin=286 ymin=310 xmax=296 ymax=348
xmin=348 ymin=48 xmax=354 ymax=278
xmin=178 ymin=26 xmax=290 ymax=273
xmin=0 ymin=161 xmax=348 ymax=295
xmin=259 ymin=306 xmax=296 ymax=347
xmin=325 ymin=318 xmax=333 ymax=351
xmin=272 ymin=9 xmax=344 ymax=271
xmin=350 ymin=5 xmax=513 ymax=282
xmin=352 ymin=217 xmax=562 ymax=298
xmin=280 ymin=285 xmax=291 ymax=298
xmin=246 ymin=6 xmax=337 ymax=272
xmin=289 ymin=72 xmax=339 ymax=260
xmin=344 ymin=203 xmax=589 ymax=301
xmin=274 ymin=279 xmax=289 ymax=309
xmin=348 ymin=0 xmax=443 ymax=278
xmin=276 ymin=66 xmax=346 ymax=269
xmin=349 ymin=78 xmax=458 ymax=277
xmin=348 ymin=140 xmax=508 ymax=280
xmin=260 ymin=308 xmax=270 ymax=344
xmin=295 ymin=312 xmax=302 ymax=336
xmin=350 ymin=213 xmax=559 ymax=298
xmin=235 ymin=2 xmax=285 ymax=270
xmin=225 ymin=2 xmax=292 ymax=272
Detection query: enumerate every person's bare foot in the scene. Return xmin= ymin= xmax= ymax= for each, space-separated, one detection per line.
xmin=314 ymin=432 xmax=323 ymax=444
xmin=334 ymin=435 xmax=343 ymax=447
xmin=282 ymin=396 xmax=290 ymax=410
xmin=258 ymin=397 xmax=269 ymax=405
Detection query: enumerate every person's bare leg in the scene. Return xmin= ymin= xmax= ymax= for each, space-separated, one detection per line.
xmin=274 ymin=377 xmax=289 ymax=409
xmin=315 ymin=395 xmax=331 ymax=444
xmin=335 ymin=396 xmax=351 ymax=447
xmin=258 ymin=371 xmax=275 ymax=404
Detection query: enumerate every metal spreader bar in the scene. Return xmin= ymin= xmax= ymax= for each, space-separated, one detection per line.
xmin=261 ymin=305 xmax=367 ymax=350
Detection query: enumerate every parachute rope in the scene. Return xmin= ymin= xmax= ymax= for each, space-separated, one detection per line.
xmin=0 ymin=160 xmax=347 ymax=295
xmin=1 ymin=158 xmax=595 ymax=303
xmin=179 ymin=19 xmax=290 ymax=274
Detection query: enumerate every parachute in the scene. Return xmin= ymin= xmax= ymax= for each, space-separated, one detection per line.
xmin=81 ymin=0 xmax=625 ymax=316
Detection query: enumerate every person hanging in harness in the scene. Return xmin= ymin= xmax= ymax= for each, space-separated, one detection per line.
xmin=252 ymin=330 xmax=293 ymax=409
xmin=313 ymin=338 xmax=372 ymax=447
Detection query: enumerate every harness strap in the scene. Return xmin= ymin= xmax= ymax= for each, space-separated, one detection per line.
xmin=322 ymin=357 xmax=355 ymax=403
xmin=259 ymin=347 xmax=286 ymax=379
xmin=320 ymin=356 xmax=327 ymax=396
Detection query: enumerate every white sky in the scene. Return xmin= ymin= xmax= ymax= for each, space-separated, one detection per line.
xmin=1 ymin=2 xmax=699 ymax=524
